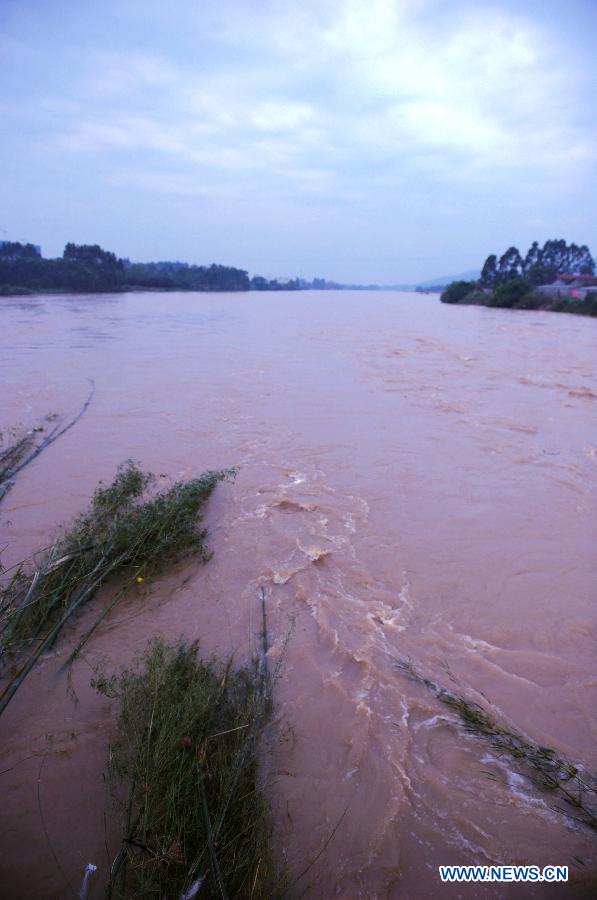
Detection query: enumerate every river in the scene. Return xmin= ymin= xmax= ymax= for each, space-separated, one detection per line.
xmin=0 ymin=290 xmax=595 ymax=898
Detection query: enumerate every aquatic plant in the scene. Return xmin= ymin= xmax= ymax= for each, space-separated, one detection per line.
xmin=0 ymin=461 xmax=235 ymax=716
xmin=0 ymin=384 xmax=94 ymax=504
xmin=394 ymin=658 xmax=597 ymax=830
xmin=0 ymin=432 xmax=35 ymax=502
xmin=96 ymin=637 xmax=283 ymax=899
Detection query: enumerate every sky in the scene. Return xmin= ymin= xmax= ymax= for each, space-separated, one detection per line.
xmin=1 ymin=0 xmax=596 ymax=283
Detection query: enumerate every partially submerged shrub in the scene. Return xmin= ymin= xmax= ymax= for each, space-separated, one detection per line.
xmin=551 ymin=292 xmax=597 ymax=317
xmin=489 ymin=276 xmax=534 ymax=308
xmin=0 ymin=432 xmax=34 ymax=497
xmin=0 ymin=284 xmax=33 ymax=295
xmin=97 ymin=638 xmax=283 ymax=899
xmin=440 ymin=280 xmax=477 ymax=304
xmin=459 ymin=289 xmax=489 ymax=305
xmin=440 ymin=280 xmax=597 ymax=317
xmin=0 ymin=387 xmax=94 ymax=505
xmin=0 ymin=461 xmax=235 ymax=715
xmin=511 ymin=291 xmax=544 ymax=310
xmin=394 ymin=658 xmax=597 ymax=830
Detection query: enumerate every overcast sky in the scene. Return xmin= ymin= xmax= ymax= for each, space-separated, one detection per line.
xmin=1 ymin=0 xmax=595 ymax=282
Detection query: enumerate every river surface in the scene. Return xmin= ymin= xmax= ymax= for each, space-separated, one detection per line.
xmin=0 ymin=290 xmax=596 ymax=898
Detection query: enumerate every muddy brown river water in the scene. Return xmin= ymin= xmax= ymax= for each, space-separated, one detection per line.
xmin=0 ymin=290 xmax=596 ymax=898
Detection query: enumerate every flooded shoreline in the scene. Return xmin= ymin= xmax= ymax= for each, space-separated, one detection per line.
xmin=1 ymin=290 xmax=596 ymax=897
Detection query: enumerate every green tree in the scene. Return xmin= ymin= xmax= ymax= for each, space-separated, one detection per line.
xmin=496 ymin=246 xmax=523 ymax=283
xmin=480 ymin=254 xmax=497 ymax=287
xmin=62 ymin=243 xmax=125 ymax=290
xmin=0 ymin=241 xmax=40 ymax=260
xmin=490 ymin=276 xmax=533 ymax=308
xmin=568 ymin=243 xmax=595 ymax=275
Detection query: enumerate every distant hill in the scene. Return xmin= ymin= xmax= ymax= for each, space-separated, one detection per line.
xmin=417 ymin=269 xmax=480 ymax=289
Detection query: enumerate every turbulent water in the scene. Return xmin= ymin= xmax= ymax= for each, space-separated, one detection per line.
xmin=0 ymin=290 xmax=595 ymax=898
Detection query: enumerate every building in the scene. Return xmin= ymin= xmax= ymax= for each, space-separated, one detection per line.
xmin=535 ymin=274 xmax=597 ymax=300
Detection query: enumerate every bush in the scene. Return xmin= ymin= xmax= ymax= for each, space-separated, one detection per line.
xmin=96 ymin=639 xmax=283 ymax=898
xmin=0 ymin=462 xmax=236 ymax=716
xmin=551 ymin=293 xmax=597 ymax=317
xmin=440 ymin=280 xmax=477 ymax=304
xmin=581 ymin=291 xmax=597 ymax=316
xmin=512 ymin=292 xmax=544 ymax=310
xmin=460 ymin=289 xmax=489 ymax=305
xmin=0 ymin=284 xmax=33 ymax=296
xmin=489 ymin=277 xmax=533 ymax=308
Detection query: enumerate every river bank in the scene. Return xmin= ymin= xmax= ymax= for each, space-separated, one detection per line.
xmin=440 ymin=281 xmax=597 ymax=318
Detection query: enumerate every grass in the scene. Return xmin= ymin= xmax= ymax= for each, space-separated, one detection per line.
xmin=0 ymin=460 xmax=235 ymax=716
xmin=0 ymin=386 xmax=94 ymax=505
xmin=394 ymin=658 xmax=597 ymax=830
xmin=0 ymin=431 xmax=35 ymax=502
xmin=95 ymin=638 xmax=283 ymax=900
xmin=0 ymin=431 xmax=34 ymax=479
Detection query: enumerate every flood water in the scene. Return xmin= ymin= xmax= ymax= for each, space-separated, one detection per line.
xmin=0 ymin=290 xmax=596 ymax=898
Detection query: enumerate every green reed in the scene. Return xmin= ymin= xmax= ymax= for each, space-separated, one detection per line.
xmin=394 ymin=658 xmax=597 ymax=830
xmin=96 ymin=638 xmax=284 ymax=899
xmin=0 ymin=461 xmax=235 ymax=716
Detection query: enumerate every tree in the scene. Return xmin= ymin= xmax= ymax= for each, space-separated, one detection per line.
xmin=0 ymin=241 xmax=40 ymax=260
xmin=480 ymin=254 xmax=497 ymax=287
xmin=496 ymin=246 xmax=523 ymax=283
xmin=490 ymin=277 xmax=533 ymax=308
xmin=62 ymin=243 xmax=125 ymax=290
xmin=540 ymin=239 xmax=570 ymax=282
xmin=568 ymin=243 xmax=595 ymax=275
xmin=523 ymin=241 xmax=550 ymax=286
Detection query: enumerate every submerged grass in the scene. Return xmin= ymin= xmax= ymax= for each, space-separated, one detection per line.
xmin=0 ymin=461 xmax=235 ymax=716
xmin=0 ymin=384 xmax=94 ymax=504
xmin=394 ymin=658 xmax=597 ymax=830
xmin=95 ymin=638 xmax=283 ymax=900
xmin=0 ymin=432 xmax=34 ymax=480
xmin=0 ymin=431 xmax=35 ymax=502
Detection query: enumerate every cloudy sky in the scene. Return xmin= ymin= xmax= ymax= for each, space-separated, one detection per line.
xmin=1 ymin=0 xmax=595 ymax=282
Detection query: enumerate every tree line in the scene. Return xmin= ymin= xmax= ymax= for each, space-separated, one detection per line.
xmin=0 ymin=243 xmax=252 ymax=293
xmin=0 ymin=242 xmax=352 ymax=295
xmin=124 ymin=259 xmax=251 ymax=292
xmin=441 ymin=238 xmax=596 ymax=316
xmin=480 ymin=239 xmax=594 ymax=288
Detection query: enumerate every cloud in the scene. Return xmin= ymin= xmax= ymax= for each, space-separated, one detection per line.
xmin=83 ymin=51 xmax=179 ymax=97
xmin=49 ymin=2 xmax=592 ymax=190
xmin=2 ymin=0 xmax=595 ymax=278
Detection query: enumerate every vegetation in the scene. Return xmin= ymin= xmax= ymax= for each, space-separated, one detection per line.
xmin=249 ymin=275 xmax=300 ymax=291
xmin=438 ymin=280 xmax=478 ymax=304
xmin=0 ymin=461 xmax=234 ymax=716
xmin=488 ymin=277 xmax=535 ymax=308
xmin=0 ymin=432 xmax=35 ymax=501
xmin=0 ymin=240 xmax=345 ymax=294
xmin=442 ymin=282 xmax=597 ymax=316
xmin=480 ymin=239 xmax=594 ymax=288
xmin=441 ymin=239 xmax=597 ymax=316
xmin=0 ymin=242 xmax=252 ymax=294
xmin=394 ymin=659 xmax=597 ymax=830
xmin=0 ymin=387 xmax=94 ymax=504
xmin=125 ymin=260 xmax=251 ymax=292
xmin=0 ymin=284 xmax=33 ymax=296
xmin=0 ymin=243 xmax=126 ymax=293
xmin=96 ymin=638 xmax=282 ymax=899
xmin=549 ymin=291 xmax=597 ymax=317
